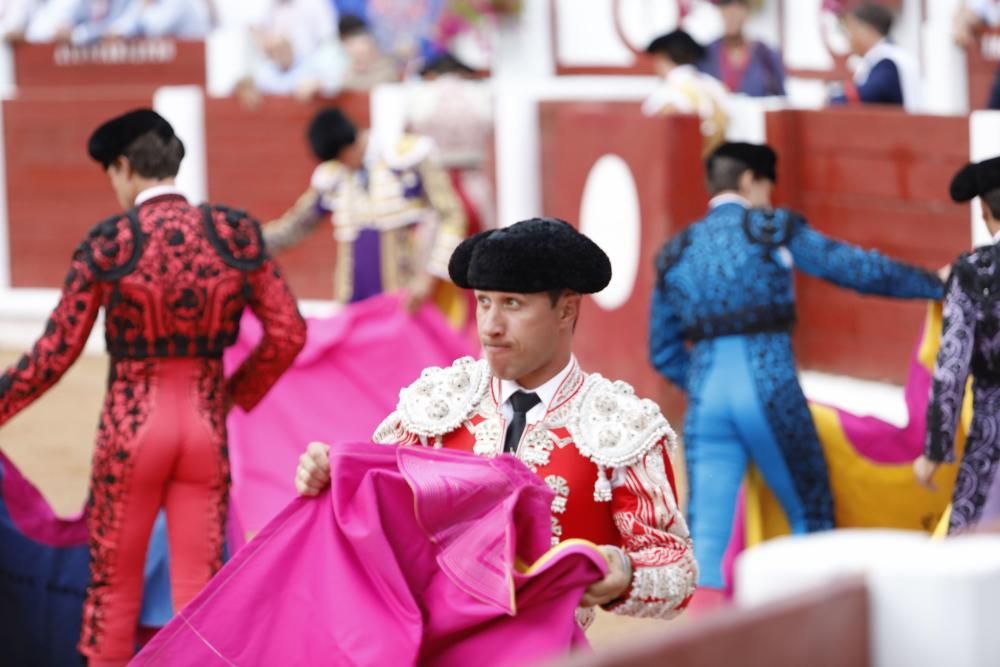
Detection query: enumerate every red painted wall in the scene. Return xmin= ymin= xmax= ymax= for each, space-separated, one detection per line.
xmin=13 ymin=40 xmax=205 ymax=89
xmin=769 ymin=108 xmax=969 ymax=383
xmin=5 ymin=93 xmax=154 ymax=288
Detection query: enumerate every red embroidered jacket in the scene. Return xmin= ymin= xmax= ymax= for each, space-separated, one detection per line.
xmin=0 ymin=195 xmax=306 ymax=425
xmin=374 ymin=357 xmax=697 ymax=619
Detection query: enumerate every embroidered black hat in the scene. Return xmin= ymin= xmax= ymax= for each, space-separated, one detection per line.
xmin=448 ymin=218 xmax=612 ymax=294
xmin=950 ymin=157 xmax=1000 ymax=203
xmin=307 ymin=108 xmax=358 ymax=162
xmin=87 ymin=109 xmax=177 ymax=169
xmin=707 ymin=141 xmax=778 ymax=183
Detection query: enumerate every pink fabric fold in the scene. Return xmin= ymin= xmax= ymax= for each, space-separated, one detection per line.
xmin=131 ymin=443 xmax=607 ymax=667
xmin=1 ymin=450 xmax=87 ymax=547
xmin=222 ymin=293 xmax=477 ymax=539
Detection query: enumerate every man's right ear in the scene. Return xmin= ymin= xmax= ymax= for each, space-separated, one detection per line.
xmin=109 ymin=155 xmax=130 ymax=176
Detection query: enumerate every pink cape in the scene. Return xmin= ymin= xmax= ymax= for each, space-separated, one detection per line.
xmin=131 ymin=444 xmax=607 ymax=667
xmin=223 ymin=293 xmax=477 ymax=540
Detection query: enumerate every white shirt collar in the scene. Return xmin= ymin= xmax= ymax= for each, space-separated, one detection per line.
xmin=499 ymin=356 xmax=576 ymax=416
xmin=993 ymin=229 xmax=1000 ymax=245
xmin=135 ymin=184 xmax=185 ymax=207
xmin=709 ymin=192 xmax=751 ymax=209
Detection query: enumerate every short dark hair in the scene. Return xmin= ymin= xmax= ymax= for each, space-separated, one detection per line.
xmin=983 ymin=188 xmax=1000 ymax=219
xmin=308 ymin=108 xmax=357 ymax=162
xmin=706 ymin=155 xmax=752 ymax=195
xmin=852 ymin=3 xmax=894 ymax=37
xmin=339 ymin=14 xmax=368 ymax=38
xmin=121 ymin=130 xmax=184 ymax=178
xmin=546 ymin=289 xmax=568 ymax=307
xmin=645 ymin=30 xmax=706 ymax=66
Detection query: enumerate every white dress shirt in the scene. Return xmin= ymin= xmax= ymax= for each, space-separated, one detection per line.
xmin=498 ymin=356 xmax=576 ymax=431
xmin=135 ymin=184 xmax=185 ymax=207
xmin=708 ymin=192 xmax=751 ymax=209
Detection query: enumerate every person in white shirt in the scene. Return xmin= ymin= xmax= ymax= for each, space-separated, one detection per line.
xmin=0 ymin=0 xmax=38 ymax=42
xmin=955 ymin=0 xmax=1000 ymax=109
xmin=829 ymin=2 xmax=923 ymax=112
xmin=105 ymin=0 xmax=211 ymax=40
xmin=245 ymin=0 xmax=345 ymax=100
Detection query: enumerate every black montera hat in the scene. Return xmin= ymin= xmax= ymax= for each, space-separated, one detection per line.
xmin=307 ymin=108 xmax=358 ymax=162
xmin=448 ymin=218 xmax=612 ymax=294
xmin=950 ymin=157 xmax=1000 ymax=202
xmin=87 ymin=109 xmax=176 ymax=168
xmin=707 ymin=141 xmax=778 ymax=183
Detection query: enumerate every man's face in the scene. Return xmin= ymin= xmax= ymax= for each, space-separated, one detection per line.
xmin=337 ymin=129 xmax=368 ymax=169
xmin=844 ymin=14 xmax=876 ymax=56
xmin=106 ymin=158 xmax=136 ymax=210
xmin=476 ymin=290 xmax=565 ymax=383
xmin=652 ymin=53 xmax=672 ymax=78
xmin=720 ymin=3 xmax=749 ymax=38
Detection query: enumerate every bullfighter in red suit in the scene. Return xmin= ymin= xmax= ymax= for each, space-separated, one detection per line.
xmin=296 ymin=218 xmax=697 ymax=621
xmin=0 ymin=109 xmax=306 ymax=666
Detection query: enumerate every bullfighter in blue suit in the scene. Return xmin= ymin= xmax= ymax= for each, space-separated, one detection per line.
xmin=650 ymin=142 xmax=944 ymax=596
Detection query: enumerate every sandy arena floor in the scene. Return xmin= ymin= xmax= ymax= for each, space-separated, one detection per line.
xmin=0 ymin=348 xmax=680 ymax=646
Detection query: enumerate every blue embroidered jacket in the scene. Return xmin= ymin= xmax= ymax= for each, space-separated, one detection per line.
xmin=650 ymin=203 xmax=944 ymax=392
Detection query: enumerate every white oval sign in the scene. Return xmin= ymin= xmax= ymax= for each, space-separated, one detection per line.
xmin=578 ymin=154 xmax=641 ymax=311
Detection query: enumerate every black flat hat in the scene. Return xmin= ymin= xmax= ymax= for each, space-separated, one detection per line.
xmin=707 ymin=141 xmax=778 ymax=183
xmin=88 ymin=108 xmax=175 ymax=168
xmin=950 ymin=156 xmax=1000 ymax=202
xmin=308 ymin=108 xmax=358 ymax=162
xmin=448 ymin=218 xmax=612 ymax=294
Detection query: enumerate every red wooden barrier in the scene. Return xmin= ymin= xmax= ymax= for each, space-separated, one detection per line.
xmin=13 ymin=40 xmax=205 ymax=90
xmin=550 ymin=578 xmax=871 ymax=667
xmin=4 ymin=93 xmax=153 ymax=288
xmin=539 ymin=102 xmax=706 ymax=415
xmin=768 ymin=107 xmax=969 ymax=383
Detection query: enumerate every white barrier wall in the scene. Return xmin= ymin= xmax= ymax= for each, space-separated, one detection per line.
xmin=737 ymin=531 xmax=1000 ymax=667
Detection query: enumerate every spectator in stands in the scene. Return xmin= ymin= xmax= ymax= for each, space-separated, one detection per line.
xmin=330 ymin=0 xmax=364 ymax=20
xmin=643 ymin=29 xmax=730 ymax=156
xmin=209 ymin=0 xmax=269 ymax=29
xmin=408 ymin=51 xmax=494 ymax=231
xmin=243 ymin=0 xmax=344 ymax=101
xmin=339 ymin=13 xmax=398 ymax=91
xmin=0 ymin=0 xmax=38 ymax=43
xmin=955 ymin=0 xmax=1000 ymax=109
xmin=700 ymin=0 xmax=785 ymax=97
xmin=104 ymin=0 xmax=211 ymax=40
xmin=830 ymin=2 xmax=923 ymax=111
xmin=24 ymin=0 xmax=83 ymax=42
xmin=52 ymin=0 xmax=134 ymax=44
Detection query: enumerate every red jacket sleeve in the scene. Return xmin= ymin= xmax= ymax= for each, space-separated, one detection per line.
xmin=226 ymin=258 xmax=306 ymax=411
xmin=0 ymin=244 xmax=103 ymax=426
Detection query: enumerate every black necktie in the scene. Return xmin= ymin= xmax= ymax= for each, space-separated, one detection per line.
xmin=503 ymin=391 xmax=541 ymax=454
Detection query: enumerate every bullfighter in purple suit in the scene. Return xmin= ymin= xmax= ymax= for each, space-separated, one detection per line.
xmin=916 ymin=156 xmax=1000 ymax=532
